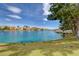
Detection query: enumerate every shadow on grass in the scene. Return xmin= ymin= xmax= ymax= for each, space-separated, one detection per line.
xmin=0 ymin=37 xmax=79 ymax=56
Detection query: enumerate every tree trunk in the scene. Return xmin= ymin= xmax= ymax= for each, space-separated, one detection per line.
xmin=76 ymin=20 xmax=79 ymax=39
xmin=73 ymin=19 xmax=79 ymax=39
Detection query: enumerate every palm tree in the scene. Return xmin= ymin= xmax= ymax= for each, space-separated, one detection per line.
xmin=48 ymin=3 xmax=79 ymax=39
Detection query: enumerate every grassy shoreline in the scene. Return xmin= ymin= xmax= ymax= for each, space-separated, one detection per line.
xmin=0 ymin=36 xmax=79 ymax=56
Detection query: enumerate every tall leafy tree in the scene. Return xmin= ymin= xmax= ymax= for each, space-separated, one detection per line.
xmin=48 ymin=3 xmax=79 ymax=38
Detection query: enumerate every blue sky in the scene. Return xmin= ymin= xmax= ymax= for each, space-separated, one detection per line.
xmin=0 ymin=3 xmax=60 ymax=29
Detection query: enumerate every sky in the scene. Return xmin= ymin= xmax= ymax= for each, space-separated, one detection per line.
xmin=0 ymin=3 xmax=60 ymax=29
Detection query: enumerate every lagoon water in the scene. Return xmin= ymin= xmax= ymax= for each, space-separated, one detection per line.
xmin=0 ymin=31 xmax=62 ymax=43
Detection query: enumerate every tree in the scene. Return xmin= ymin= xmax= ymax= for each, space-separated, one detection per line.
xmin=48 ymin=3 xmax=79 ymax=39
xmin=3 ymin=26 xmax=10 ymax=30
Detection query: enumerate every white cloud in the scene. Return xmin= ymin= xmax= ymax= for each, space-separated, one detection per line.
xmin=5 ymin=18 xmax=11 ymax=21
xmin=7 ymin=6 xmax=22 ymax=14
xmin=43 ymin=3 xmax=51 ymax=15
xmin=8 ymin=15 xmax=22 ymax=19
xmin=43 ymin=18 xmax=48 ymax=21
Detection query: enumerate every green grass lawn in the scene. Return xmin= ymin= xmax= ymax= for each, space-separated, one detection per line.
xmin=0 ymin=35 xmax=79 ymax=56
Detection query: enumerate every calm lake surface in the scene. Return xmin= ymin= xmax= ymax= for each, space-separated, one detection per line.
xmin=0 ymin=31 xmax=62 ymax=43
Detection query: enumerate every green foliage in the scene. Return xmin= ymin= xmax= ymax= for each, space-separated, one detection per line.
xmin=48 ymin=3 xmax=79 ymax=31
xmin=0 ymin=26 xmax=9 ymax=30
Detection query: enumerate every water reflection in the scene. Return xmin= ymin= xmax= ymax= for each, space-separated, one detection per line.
xmin=0 ymin=31 xmax=62 ymax=43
